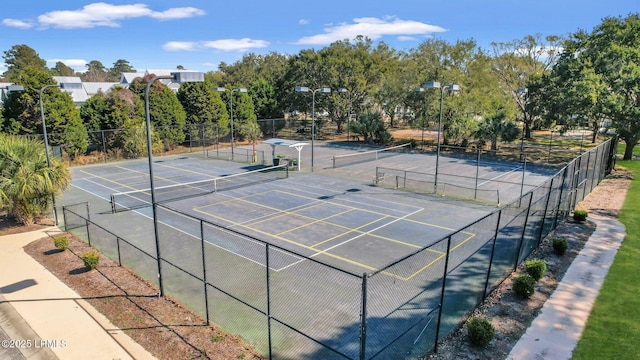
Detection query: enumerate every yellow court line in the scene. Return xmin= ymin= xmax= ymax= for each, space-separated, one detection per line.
xmin=239 ymin=200 xmax=426 ymax=251
xmin=79 ymin=169 xmax=140 ymax=192
xmin=274 ymin=208 xmax=355 ymax=237
xmin=402 ymin=232 xmax=477 ymax=281
xmin=192 ymin=206 xmax=380 ymax=272
xmin=194 ymin=188 xmax=479 ymax=281
xmin=272 ymin=189 xmax=409 ymax=218
xmin=154 ymin=162 xmax=214 ymax=177
xmin=309 ymin=214 xmax=393 ymax=248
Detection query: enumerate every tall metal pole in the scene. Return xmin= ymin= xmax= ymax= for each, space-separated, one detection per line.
xmin=39 ymin=84 xmax=61 ymax=226
xmin=145 ymin=75 xmax=174 ymax=297
xmin=230 ymin=90 xmax=234 ymax=158
xmin=435 ymin=87 xmax=444 ymax=193
xmin=311 ymin=90 xmax=316 ymax=171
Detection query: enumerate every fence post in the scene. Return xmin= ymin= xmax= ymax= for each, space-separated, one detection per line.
xmin=62 ymin=205 xmax=68 ymax=232
xmin=200 ymin=220 xmax=210 ymax=325
xmin=85 ymin=218 xmax=92 ymax=246
xmin=536 ymin=177 xmax=555 ymax=247
xmin=86 ymin=202 xmax=91 ymax=222
xmin=359 ymin=273 xmax=368 ymax=360
xmin=266 ymin=244 xmax=273 ymax=359
xmin=474 ymin=148 xmax=480 ymax=200
xmin=514 ymin=193 xmax=533 ymax=269
xmin=116 ymin=237 xmax=122 ymax=266
xmin=554 ymin=166 xmax=569 ymax=228
xmin=591 ymin=145 xmax=600 ymax=192
xmin=483 ymin=211 xmax=502 ymax=299
xmin=519 ymin=155 xmax=527 ymax=205
xmin=434 ymin=235 xmax=453 ymax=353
xmin=101 ymin=130 xmax=107 ymax=163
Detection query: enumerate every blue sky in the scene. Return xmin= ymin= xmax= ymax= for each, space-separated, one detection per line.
xmin=2 ymin=1 xmax=638 ymax=74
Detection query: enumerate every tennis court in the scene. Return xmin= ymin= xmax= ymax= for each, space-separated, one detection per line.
xmin=70 ymin=152 xmax=489 ymax=279
xmin=61 ymin=139 xmax=583 ymax=359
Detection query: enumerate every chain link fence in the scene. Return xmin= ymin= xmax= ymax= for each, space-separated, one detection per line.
xmin=62 ymin=136 xmax=617 ymax=359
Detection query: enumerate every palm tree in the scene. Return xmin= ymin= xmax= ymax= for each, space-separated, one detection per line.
xmin=475 ymin=111 xmax=520 ymax=151
xmin=0 ymin=134 xmax=71 ymax=225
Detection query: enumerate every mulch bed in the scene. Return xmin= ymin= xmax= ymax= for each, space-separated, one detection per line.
xmin=23 ymin=235 xmax=263 ymax=360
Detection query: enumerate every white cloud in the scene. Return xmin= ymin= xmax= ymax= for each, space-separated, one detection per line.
xmin=3 ymin=18 xmax=33 ymax=29
xmin=162 ymin=41 xmax=199 ymax=52
xmin=48 ymin=58 xmax=88 ymax=71
xmin=295 ymin=16 xmax=446 ymax=45
xmin=35 ymin=2 xmax=205 ymax=29
xmin=163 ymin=38 xmax=270 ymax=53
xmin=149 ymin=7 xmax=206 ymax=21
xmin=202 ymin=38 xmax=269 ymax=52
xmin=397 ymin=36 xmax=416 ymax=41
xmin=299 ymin=19 xmax=310 ymax=25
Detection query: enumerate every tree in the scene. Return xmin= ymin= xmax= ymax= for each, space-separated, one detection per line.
xmin=82 ymin=60 xmax=108 ymax=82
xmin=0 ymin=133 xmax=71 ymax=225
xmin=249 ymin=78 xmax=284 ymax=136
xmin=490 ymin=34 xmax=563 ymax=139
xmin=544 ymin=14 xmax=640 ymax=159
xmin=80 ymin=86 xmax=144 ymax=151
xmin=3 ymin=44 xmax=47 ymax=79
xmin=129 ymin=75 xmax=187 ymax=150
xmin=107 ymin=59 xmax=135 ymax=81
xmin=349 ymin=111 xmax=392 ymax=145
xmin=475 ymin=111 xmax=520 ymax=150
xmin=177 ymin=81 xmax=229 ymax=144
xmin=52 ymin=61 xmax=75 ymax=76
xmin=2 ymin=67 xmax=87 ymax=155
xmin=239 ymin=121 xmax=262 ymax=162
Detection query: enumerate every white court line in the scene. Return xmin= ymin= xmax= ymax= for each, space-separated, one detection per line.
xmin=477 ymin=166 xmax=522 ymax=187
xmin=69 ymin=183 xmax=295 ymax=271
xmin=278 ymin=207 xmax=424 ymax=272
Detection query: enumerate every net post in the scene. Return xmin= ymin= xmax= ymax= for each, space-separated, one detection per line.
xmin=110 ymin=194 xmax=116 ymax=213
xmin=332 ymin=155 xmax=336 ymax=168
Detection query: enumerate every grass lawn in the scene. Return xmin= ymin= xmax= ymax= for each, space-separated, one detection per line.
xmin=572 ymin=160 xmax=640 ymax=359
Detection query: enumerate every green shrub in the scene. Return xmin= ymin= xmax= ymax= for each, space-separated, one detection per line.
xmin=82 ymin=251 xmax=100 ymax=270
xmin=53 ymin=235 xmax=69 ymax=251
xmin=573 ymin=209 xmax=588 ymax=222
xmin=513 ymin=274 xmax=536 ymax=299
xmin=553 ymin=238 xmax=568 ymax=255
xmin=525 ymin=259 xmax=547 ymax=281
xmin=467 ymin=317 xmax=495 ymax=347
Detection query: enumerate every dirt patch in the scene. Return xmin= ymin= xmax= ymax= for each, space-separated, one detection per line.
xmin=0 ymin=211 xmax=53 ymax=236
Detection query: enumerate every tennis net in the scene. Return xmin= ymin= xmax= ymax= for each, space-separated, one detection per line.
xmin=110 ymin=164 xmax=288 ymax=212
xmin=332 ymin=142 xmax=412 ymax=168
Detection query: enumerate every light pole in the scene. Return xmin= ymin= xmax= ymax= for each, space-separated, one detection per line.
xmin=214 ymin=87 xmax=247 ymax=159
xmin=337 ymin=88 xmax=352 ymax=142
xmin=517 ymin=87 xmax=528 ymax=159
xmin=145 ymin=72 xmax=204 ymax=297
xmin=295 ymin=86 xmax=331 ymax=171
xmin=39 ymin=84 xmax=61 ymax=225
xmin=423 ymin=82 xmax=460 ymax=192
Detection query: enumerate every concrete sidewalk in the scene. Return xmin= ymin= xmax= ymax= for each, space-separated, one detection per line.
xmin=508 ymin=214 xmax=625 ymax=359
xmin=0 ymin=227 xmax=155 ymax=360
